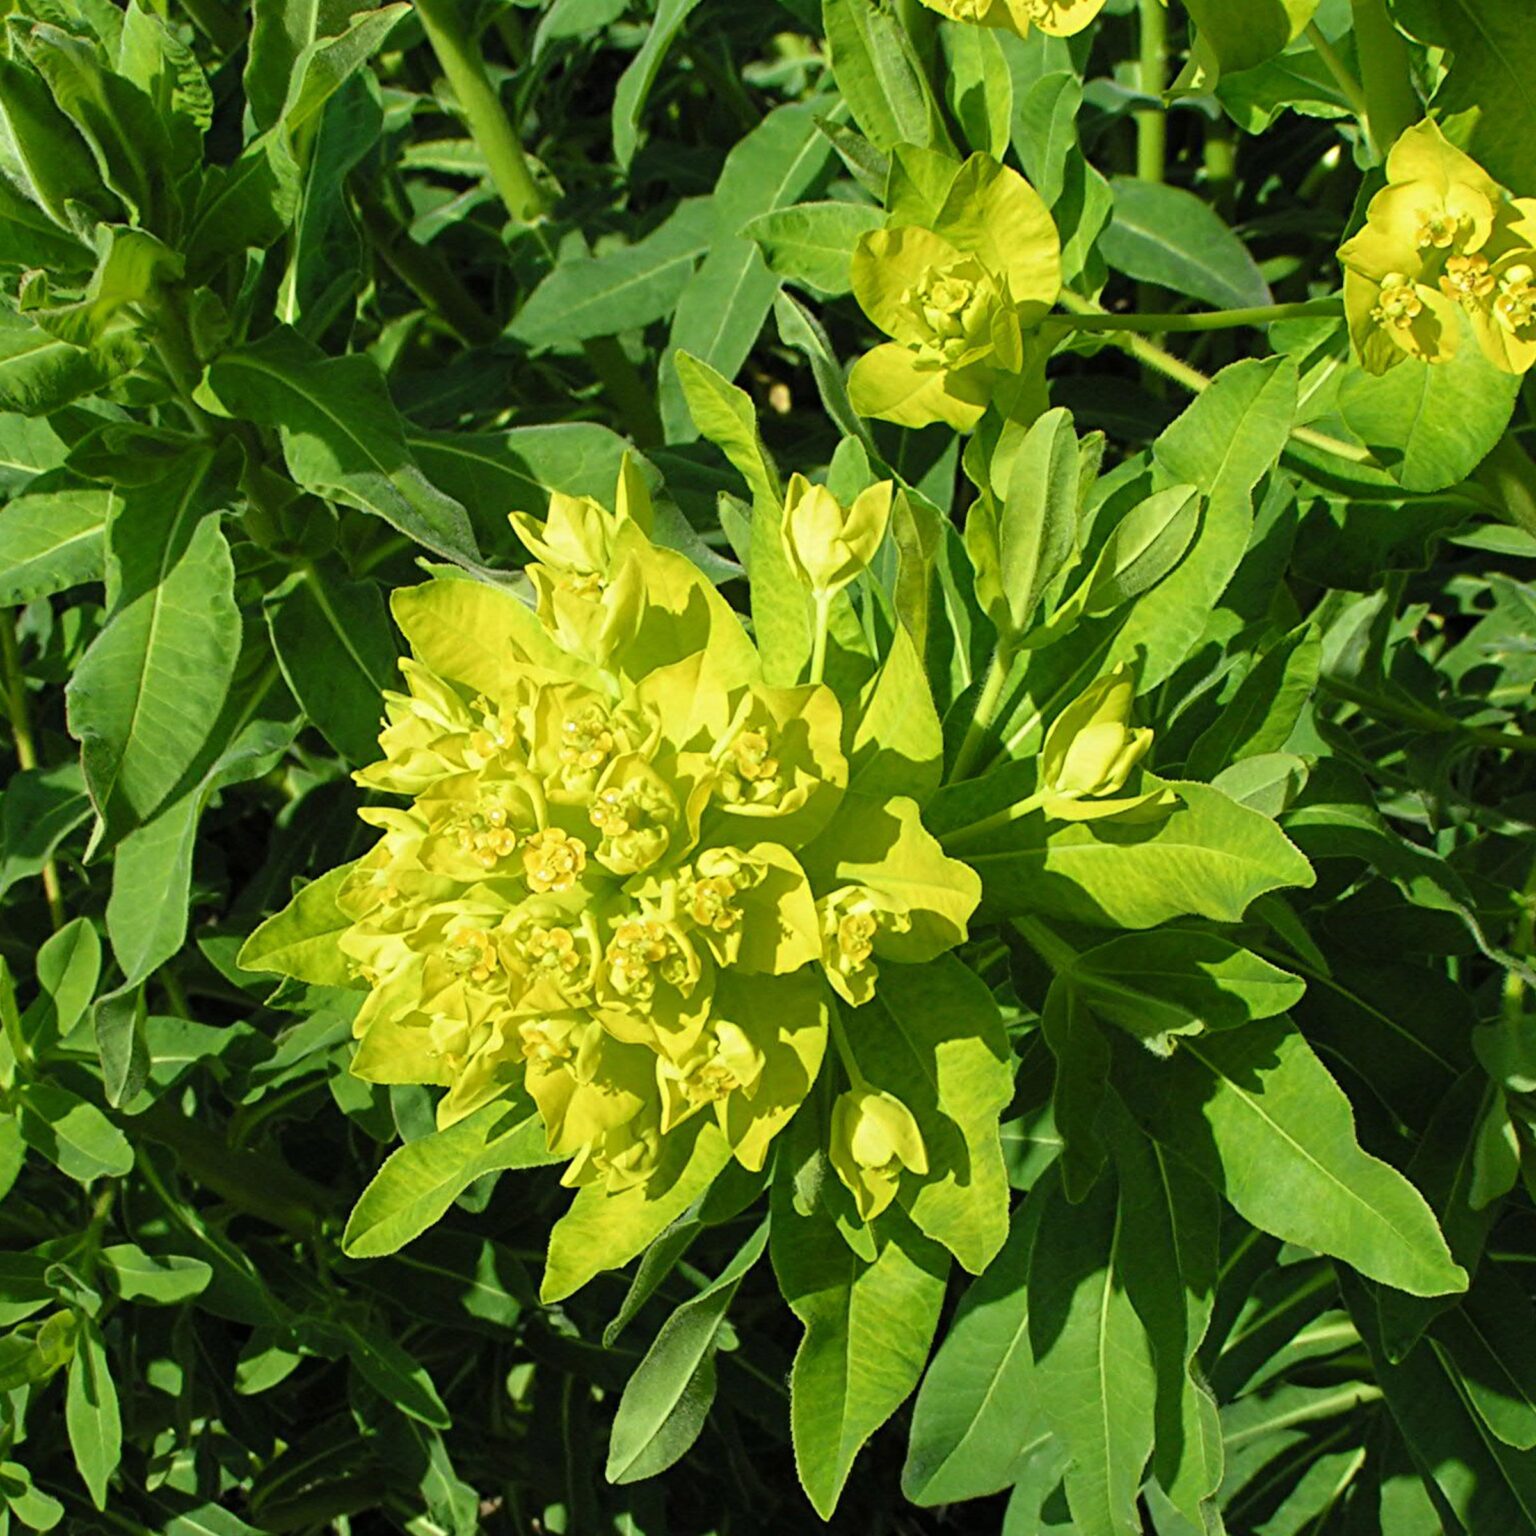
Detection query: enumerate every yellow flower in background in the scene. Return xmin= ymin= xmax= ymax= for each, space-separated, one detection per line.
xmin=850 ymin=150 xmax=1061 ymax=430
xmin=918 ymin=0 xmax=1106 ymax=38
xmin=1339 ymin=119 xmax=1536 ymax=376
xmin=242 ymin=460 xmax=979 ymax=1206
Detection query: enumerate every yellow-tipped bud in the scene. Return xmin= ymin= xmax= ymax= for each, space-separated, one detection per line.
xmin=780 ymin=474 xmax=893 ymax=596
xmin=829 ymin=1086 xmax=928 ymax=1222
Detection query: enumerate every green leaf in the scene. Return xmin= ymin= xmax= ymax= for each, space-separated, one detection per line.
xmin=66 ymin=452 xmax=240 ymax=837
xmin=0 ymin=1457 xmax=65 ymax=1532
xmin=344 ymin=1100 xmax=558 ymax=1258
xmin=1104 ymin=1094 xmax=1224 ymax=1523
xmin=512 ymin=198 xmax=715 ymax=347
xmin=1432 ymin=1262 xmax=1536 ymax=1451
xmin=24 ymin=916 xmax=101 ymax=1052
xmin=98 ymin=1243 xmax=212 ymax=1305
xmin=774 ymin=290 xmax=874 ymax=448
xmin=264 ymin=563 xmax=395 ymax=764
xmin=1111 ymin=357 xmax=1298 ymax=686
xmin=0 ymin=488 xmax=109 ymax=604
xmin=18 ymin=22 xmax=178 ymax=230
xmin=105 ymin=716 xmax=297 ymax=987
xmin=771 ymin=1181 xmax=947 ymax=1519
xmin=822 ymin=0 xmax=947 ymax=152
xmin=91 ymin=985 xmax=147 ymax=1111
xmin=16 ymin=1084 xmax=132 ymax=1184
xmin=674 ymin=351 xmax=782 ymax=510
xmin=611 ymin=0 xmax=705 ymax=169
xmin=0 ymin=51 xmax=113 ymax=231
xmin=1100 ymin=177 xmax=1272 ymax=309
xmin=65 ymin=1315 xmax=120 ymax=1509
xmin=542 ymin=1121 xmax=731 ymax=1303
xmin=1068 ymin=930 xmax=1305 ymax=1056
xmin=1181 ymin=0 xmax=1314 ymax=75
xmin=200 ymin=328 xmax=481 ymax=567
xmin=1338 ymin=345 xmax=1520 ymax=495
xmin=606 ymin=1222 xmax=767 ymax=1483
xmin=184 ymin=129 xmax=301 ymax=283
xmin=941 ymin=22 xmax=1012 ymax=159
xmin=1041 ymin=975 xmax=1110 ymax=1201
xmin=855 ymin=957 xmax=1012 ymax=1272
xmin=1342 ymin=1269 xmax=1536 ymax=1532
xmin=1392 ymin=0 xmax=1536 ymax=193
xmin=902 ymin=1196 xmax=1049 ymax=1505
xmin=336 ymin=1317 xmax=450 ymax=1428
xmin=743 ymin=202 xmax=884 ymax=296
xmin=973 ymin=780 xmax=1314 ymax=929
xmin=0 ymin=762 xmax=91 ymax=902
xmin=0 ymin=311 xmax=134 ymax=417
xmin=1028 ymin=1168 xmax=1157 ymax=1536
xmin=1137 ymin=1018 xmax=1467 ymax=1297
xmin=238 ymin=862 xmax=358 ymax=988
xmin=659 ymin=103 xmax=833 ymax=441
xmin=1184 ymin=622 xmax=1321 ymax=779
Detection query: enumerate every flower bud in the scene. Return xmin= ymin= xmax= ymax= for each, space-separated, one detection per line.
xmin=1041 ymin=666 xmax=1150 ymax=802
xmin=780 ymin=473 xmax=893 ymax=596
xmin=829 ymin=1086 xmax=928 ymax=1221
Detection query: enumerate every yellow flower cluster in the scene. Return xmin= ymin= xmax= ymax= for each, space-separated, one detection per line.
xmin=1339 ymin=120 xmax=1536 ymax=376
xmin=324 ymin=467 xmax=978 ymax=1199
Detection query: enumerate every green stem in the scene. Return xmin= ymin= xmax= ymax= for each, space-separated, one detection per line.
xmin=939 ymin=788 xmax=1049 ymax=854
xmin=1011 ymin=915 xmax=1080 ymax=974
xmin=1136 ymin=0 xmax=1168 ymax=186
xmin=1058 ymin=299 xmax=1342 ymax=334
xmin=1473 ymin=433 xmax=1536 ymax=541
xmin=413 ymin=0 xmax=548 ymax=225
xmin=1348 ymin=0 xmax=1419 ymax=158
xmin=827 ymin=1002 xmax=865 ymax=1086
xmin=950 ymin=647 xmax=1013 ymax=783
xmin=1203 ymin=118 xmax=1238 ymax=222
xmin=808 ymin=589 xmax=833 ymax=685
xmin=0 ymin=612 xmax=63 ymax=932
xmin=1322 ymin=675 xmax=1536 ymax=755
xmin=1305 ymin=22 xmax=1372 ymax=130
xmin=1054 ymin=293 xmax=1380 ymax=468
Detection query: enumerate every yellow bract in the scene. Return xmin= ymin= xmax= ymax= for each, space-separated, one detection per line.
xmin=917 ymin=0 xmax=1106 ymax=38
xmin=850 ymin=151 xmax=1061 ymax=430
xmin=318 ymin=464 xmax=978 ymax=1204
xmin=1338 ymin=120 xmax=1536 ymax=376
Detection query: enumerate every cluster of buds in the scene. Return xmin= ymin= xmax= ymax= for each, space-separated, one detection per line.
xmin=850 ymin=150 xmax=1061 ymax=431
xmin=310 ymin=465 xmax=978 ymax=1212
xmin=1339 ymin=120 xmax=1536 ymax=376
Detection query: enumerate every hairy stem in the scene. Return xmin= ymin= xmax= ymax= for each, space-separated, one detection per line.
xmin=1136 ymin=0 xmax=1168 ymax=186
xmin=1305 ymin=22 xmax=1372 ymax=132
xmin=950 ymin=647 xmax=1013 ymax=783
xmin=1059 ymin=299 xmax=1343 ymax=334
xmin=414 ymin=0 xmax=548 ymax=225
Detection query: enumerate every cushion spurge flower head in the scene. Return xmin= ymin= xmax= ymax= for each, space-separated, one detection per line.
xmin=917 ymin=0 xmax=1106 ymax=37
xmin=1338 ymin=119 xmax=1536 ymax=376
xmin=850 ymin=150 xmax=1061 ymax=431
xmin=240 ymin=458 xmax=979 ymax=1215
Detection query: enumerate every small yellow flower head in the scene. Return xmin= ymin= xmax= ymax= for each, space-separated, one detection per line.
xmin=829 ymin=1087 xmax=929 ymax=1222
xmin=780 ymin=474 xmax=893 ymax=596
xmin=850 ymin=152 xmax=1060 ymax=431
xmin=1040 ymin=665 xmax=1177 ymax=822
xmin=1339 ymin=120 xmax=1536 ymax=377
xmin=917 ymin=0 xmax=1106 ymax=37
xmin=816 ymin=886 xmax=912 ymax=1007
xmin=521 ymin=826 xmax=587 ymax=894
